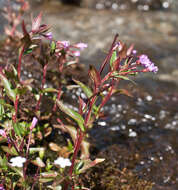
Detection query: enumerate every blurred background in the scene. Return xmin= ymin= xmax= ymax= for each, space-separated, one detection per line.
xmin=0 ymin=0 xmax=178 ymax=88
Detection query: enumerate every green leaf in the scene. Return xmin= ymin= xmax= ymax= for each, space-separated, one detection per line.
xmin=15 ymin=86 xmax=28 ymax=95
xmin=50 ymin=41 xmax=56 ymax=55
xmin=111 ymin=72 xmax=136 ymax=84
xmin=9 ymin=166 xmax=23 ymax=177
xmin=1 ymin=146 xmax=18 ymax=156
xmin=0 ymin=99 xmax=13 ymax=109
xmin=13 ymin=123 xmax=22 ymax=137
xmin=24 ymin=48 xmax=33 ymax=55
xmin=56 ymin=100 xmax=85 ymax=132
xmin=110 ymin=50 xmax=117 ymax=68
xmin=29 ymin=147 xmax=45 ymax=155
xmin=42 ymin=88 xmax=58 ymax=93
xmin=13 ymin=122 xmax=29 ymax=137
xmin=0 ymin=156 xmax=8 ymax=170
xmin=75 ymin=161 xmax=84 ymax=174
xmin=0 ymin=70 xmax=16 ymax=102
xmin=73 ymin=79 xmax=93 ymax=98
xmin=73 ymin=79 xmax=99 ymax=117
xmin=39 ymin=178 xmax=54 ymax=183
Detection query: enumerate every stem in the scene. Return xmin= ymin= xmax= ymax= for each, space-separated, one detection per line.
xmin=65 ymin=130 xmax=84 ymax=190
xmin=69 ymin=130 xmax=84 ymax=177
xmin=13 ymin=95 xmax=19 ymax=123
xmin=18 ymin=45 xmax=25 ymax=81
xmin=31 ymin=167 xmax=40 ymax=190
xmin=84 ymin=96 xmax=97 ymax=128
xmin=98 ymin=82 xmax=115 ymax=113
xmin=99 ymin=34 xmax=118 ymax=75
xmin=53 ymin=87 xmax=62 ymax=112
xmin=35 ymin=64 xmax=48 ymax=112
xmin=23 ymin=131 xmax=32 ymax=180
xmin=7 ymin=136 xmax=20 ymax=155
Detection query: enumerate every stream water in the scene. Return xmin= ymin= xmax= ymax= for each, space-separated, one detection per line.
xmin=0 ymin=0 xmax=178 ymax=189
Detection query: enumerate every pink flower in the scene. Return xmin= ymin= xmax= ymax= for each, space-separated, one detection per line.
xmin=30 ymin=117 xmax=38 ymax=130
xmin=0 ymin=129 xmax=7 ymax=138
xmin=60 ymin=41 xmax=70 ymax=48
xmin=76 ymin=43 xmax=88 ymax=50
xmin=138 ymin=54 xmax=158 ymax=73
xmin=132 ymin=49 xmax=137 ymax=54
xmin=44 ymin=32 xmax=53 ymax=40
xmin=139 ymin=54 xmax=151 ymax=67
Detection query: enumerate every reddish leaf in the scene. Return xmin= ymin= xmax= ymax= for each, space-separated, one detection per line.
xmin=112 ymin=57 xmax=120 ymax=71
xmin=127 ymin=44 xmax=134 ymax=56
xmin=118 ymin=41 xmax=127 ymax=60
xmin=88 ymin=65 xmax=101 ymax=90
xmin=31 ymin=12 xmax=42 ymax=32
xmin=78 ymin=96 xmax=86 ymax=115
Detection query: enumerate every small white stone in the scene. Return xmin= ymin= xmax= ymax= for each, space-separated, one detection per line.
xmin=145 ymin=95 xmax=152 ymax=101
xmin=121 ymin=124 xmax=126 ymax=130
xmin=44 ymin=84 xmax=47 ymax=88
xmin=110 ymin=126 xmax=120 ymax=131
xmin=128 ymin=130 xmax=137 ymax=137
xmin=98 ymin=121 xmax=107 ymax=126
xmin=140 ymin=161 xmax=144 ymax=165
xmin=28 ymin=73 xmax=32 ymax=78
xmin=81 ymin=93 xmax=87 ymax=99
xmin=144 ymin=114 xmax=152 ymax=119
xmin=163 ymin=2 xmax=169 ymax=8
xmin=128 ymin=118 xmax=137 ymax=125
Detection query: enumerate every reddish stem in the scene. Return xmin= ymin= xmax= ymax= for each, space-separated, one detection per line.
xmin=84 ymin=96 xmax=97 ymax=128
xmin=18 ymin=45 xmax=25 ymax=81
xmin=53 ymin=87 xmax=62 ymax=112
xmin=98 ymin=83 xmax=115 ymax=113
xmin=35 ymin=64 xmax=48 ymax=112
xmin=99 ymin=34 xmax=118 ymax=75
xmin=69 ymin=130 xmax=84 ymax=177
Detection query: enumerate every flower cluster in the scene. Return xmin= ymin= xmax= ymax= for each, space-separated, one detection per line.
xmin=138 ymin=54 xmax=158 ymax=73
xmin=54 ymin=157 xmax=71 ymax=168
xmin=0 ymin=129 xmax=7 ymax=138
xmin=10 ymin=156 xmax=26 ymax=167
xmin=56 ymin=41 xmax=88 ymax=57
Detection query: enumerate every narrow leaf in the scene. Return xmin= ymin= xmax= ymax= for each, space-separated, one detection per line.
xmin=50 ymin=41 xmax=56 ymax=55
xmin=79 ymin=158 xmax=105 ymax=173
xmin=32 ymin=12 xmax=42 ymax=32
xmin=88 ymin=65 xmax=101 ymax=89
xmin=56 ymin=100 xmax=85 ymax=131
xmin=42 ymin=88 xmax=58 ymax=93
xmin=1 ymin=146 xmax=18 ymax=156
xmin=73 ymin=79 xmax=93 ymax=98
xmin=0 ymin=69 xmax=16 ymax=102
xmin=110 ymin=50 xmax=117 ymax=68
xmin=112 ymin=73 xmax=136 ymax=84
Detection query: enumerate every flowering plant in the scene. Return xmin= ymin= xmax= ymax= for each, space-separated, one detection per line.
xmin=0 ymin=2 xmax=158 ymax=189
